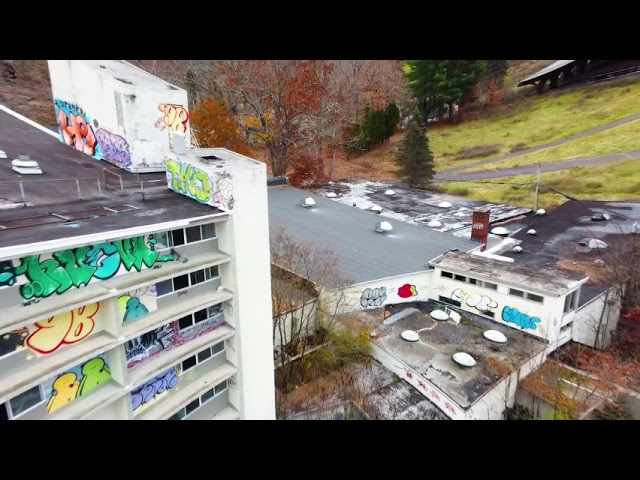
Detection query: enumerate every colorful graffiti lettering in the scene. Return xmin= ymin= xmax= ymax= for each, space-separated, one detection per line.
xmin=96 ymin=128 xmax=131 ymax=167
xmin=402 ymin=367 xmax=461 ymax=419
xmin=131 ymin=367 xmax=179 ymax=412
xmin=213 ymin=171 xmax=235 ymax=211
xmin=166 ymin=159 xmax=212 ymax=203
xmin=0 ymin=327 xmax=28 ymax=357
xmin=46 ymin=356 xmax=111 ymax=414
xmin=125 ymin=323 xmax=176 ymax=368
xmin=406 ymin=371 xmax=413 ymax=379
xmin=398 ymin=283 xmax=418 ymax=299
xmin=119 ymin=286 xmax=157 ymax=324
xmin=54 ymin=99 xmax=98 ymax=156
xmin=9 ymin=235 xmax=173 ymax=300
xmin=360 ymin=287 xmax=387 ymax=308
xmin=451 ymin=288 xmax=498 ymax=314
xmin=157 ymin=104 xmax=189 ymax=133
xmin=501 ymin=306 xmax=541 ymax=330
xmin=26 ymin=303 xmax=99 ymax=355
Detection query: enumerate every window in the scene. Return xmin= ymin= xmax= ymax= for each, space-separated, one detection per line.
xmin=178 ymin=315 xmax=193 ymax=331
xmin=181 ymin=341 xmax=225 ymax=373
xmin=483 ymin=311 xmax=495 ymax=319
xmin=1 ymin=403 xmax=8 ymax=421
xmin=527 ymin=293 xmax=544 ymax=304
xmin=509 ymin=288 xmax=525 ymax=298
xmin=153 ymin=232 xmax=170 ymax=250
xmin=483 ymin=282 xmax=497 ymax=290
xmin=454 ymin=274 xmax=466 ymax=282
xmin=441 ymin=271 xmax=453 ymax=279
xmin=468 ymin=278 xmax=477 ymax=285
xmin=201 ymin=223 xmax=216 ymax=240
xmin=439 ymin=296 xmax=461 ymax=308
xmin=171 ymin=229 xmax=185 ymax=246
xmin=190 ymin=270 xmax=205 ymax=286
xmin=205 ymin=265 xmax=219 ymax=280
xmin=194 ymin=309 xmax=208 ymax=323
xmin=155 ymin=279 xmax=173 ymax=297
xmin=214 ymin=380 xmax=227 ymax=395
xmin=208 ymin=304 xmax=223 ymax=317
xmin=0 ymin=261 xmax=13 ymax=289
xmin=173 ymin=274 xmax=189 ymax=291
xmin=166 ymin=379 xmax=229 ymax=420
xmin=564 ymin=290 xmax=579 ymax=313
xmin=201 ymin=388 xmax=215 ymax=403
xmin=185 ymin=398 xmax=200 ymax=416
xmin=186 ymin=226 xmax=202 ymax=243
xmin=156 ymin=266 xmax=220 ymax=298
xmin=9 ymin=385 xmax=43 ymax=418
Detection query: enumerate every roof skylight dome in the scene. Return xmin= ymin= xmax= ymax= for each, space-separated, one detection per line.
xmin=427 ymin=220 xmax=443 ymax=228
xmin=326 ymin=192 xmax=337 ymax=198
xmin=375 ymin=221 xmax=393 ymax=233
xmin=300 ymin=197 xmax=316 ymax=208
xmin=453 ymin=352 xmax=476 ymax=367
xmin=384 ymin=189 xmax=395 ymax=196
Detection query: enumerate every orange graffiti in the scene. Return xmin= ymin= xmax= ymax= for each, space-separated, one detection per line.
xmin=57 ymin=109 xmax=97 ymax=155
xmin=158 ymin=104 xmax=189 ymax=133
xmin=26 ymin=303 xmax=99 ymax=354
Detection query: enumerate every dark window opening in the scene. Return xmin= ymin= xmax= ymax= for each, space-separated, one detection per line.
xmin=439 ymin=296 xmax=461 ymax=308
xmin=173 ymin=274 xmax=189 ymax=291
xmin=194 ymin=309 xmax=208 ymax=323
xmin=178 ymin=315 xmax=193 ymax=331
xmin=185 ymin=398 xmax=200 ymax=415
xmin=171 ymin=229 xmax=185 ymax=246
xmin=441 ymin=271 xmax=453 ymax=278
xmin=186 ymin=226 xmax=202 ymax=243
xmin=182 ymin=355 xmax=197 ymax=372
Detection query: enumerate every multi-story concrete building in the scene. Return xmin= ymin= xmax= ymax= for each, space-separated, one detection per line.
xmin=0 ymin=105 xmax=275 ymax=420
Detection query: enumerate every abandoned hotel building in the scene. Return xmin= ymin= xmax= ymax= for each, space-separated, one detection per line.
xmin=0 ymin=61 xmax=275 ymax=420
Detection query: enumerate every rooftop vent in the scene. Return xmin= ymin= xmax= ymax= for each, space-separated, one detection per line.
xmin=0 ymin=150 xmax=7 ymax=159
xmin=453 ymin=352 xmax=476 ymax=368
xmin=430 ymin=309 xmax=449 ymax=321
xmin=483 ymin=330 xmax=507 ymax=344
xmin=375 ymin=221 xmax=393 ymax=233
xmin=172 ymin=133 xmax=187 ymax=155
xmin=301 ymin=197 xmax=316 ymax=208
xmin=12 ymin=154 xmax=42 ymax=175
xmin=438 ymin=201 xmax=452 ymax=208
xmin=325 ymin=192 xmax=337 ymax=198
xmin=384 ymin=189 xmax=395 ymax=196
xmin=527 ymin=229 xmax=537 ymax=235
xmin=427 ymin=220 xmax=443 ymax=228
xmin=594 ymin=259 xmax=606 ymax=266
xmin=535 ymin=209 xmax=546 ymax=216
xmin=371 ymin=205 xmax=383 ymax=213
xmin=201 ymin=155 xmax=221 ymax=162
xmin=579 ymin=238 xmax=608 ymax=249
xmin=512 ymin=246 xmax=523 ymax=253
xmin=491 ymin=226 xmax=510 ymax=236
xmin=591 ymin=213 xmax=611 ymax=222
xmin=401 ymin=330 xmax=420 ymax=342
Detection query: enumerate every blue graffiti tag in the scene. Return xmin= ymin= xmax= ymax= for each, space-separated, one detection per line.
xmin=501 ymin=306 xmax=541 ymax=330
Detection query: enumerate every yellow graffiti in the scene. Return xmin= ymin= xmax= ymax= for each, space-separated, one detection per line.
xmin=47 ymin=357 xmax=111 ymax=414
xmin=47 ymin=373 xmax=80 ymax=413
xmin=165 ymin=159 xmax=211 ymax=203
xmin=158 ymin=104 xmax=189 ymax=133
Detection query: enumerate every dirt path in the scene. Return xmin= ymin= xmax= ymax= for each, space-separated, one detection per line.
xmin=439 ymin=113 xmax=640 ymax=174
xmin=435 ymin=150 xmax=640 ymax=181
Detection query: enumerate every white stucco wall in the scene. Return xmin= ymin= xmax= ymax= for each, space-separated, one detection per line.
xmin=572 ymin=288 xmax=621 ymax=349
xmin=274 ymin=301 xmax=317 ymax=349
xmin=430 ymin=268 xmax=575 ymax=343
xmin=47 ymin=60 xmax=189 ymax=173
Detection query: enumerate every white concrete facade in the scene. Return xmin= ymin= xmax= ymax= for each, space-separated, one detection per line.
xmin=47 ymin=60 xmax=190 ymax=173
xmin=0 ymin=150 xmax=275 ymax=421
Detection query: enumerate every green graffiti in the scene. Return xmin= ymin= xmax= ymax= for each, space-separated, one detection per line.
xmin=165 ymin=158 xmax=211 ymax=203
xmin=13 ymin=235 xmax=175 ymax=300
xmin=78 ymin=357 xmax=111 ymax=396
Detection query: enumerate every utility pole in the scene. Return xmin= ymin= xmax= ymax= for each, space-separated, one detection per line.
xmin=534 ymin=164 xmax=541 ymax=212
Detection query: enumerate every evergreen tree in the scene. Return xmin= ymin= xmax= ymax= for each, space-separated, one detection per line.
xmin=394 ymin=119 xmax=435 ymax=188
xmin=384 ymin=102 xmax=401 ymax=138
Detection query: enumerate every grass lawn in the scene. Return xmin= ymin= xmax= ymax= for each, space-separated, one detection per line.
xmin=439 ymin=158 xmax=640 ymax=211
xmin=460 ymin=120 xmax=640 ymax=172
xmin=430 ymin=77 xmax=640 ymax=170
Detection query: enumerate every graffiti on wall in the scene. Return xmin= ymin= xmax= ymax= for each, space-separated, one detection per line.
xmin=166 ymin=159 xmax=211 ymax=203
xmin=214 ymin=171 xmax=235 ymax=211
xmin=119 ymin=286 xmax=158 ymax=324
xmin=54 ymin=99 xmax=98 ymax=157
xmin=155 ymin=104 xmax=189 ymax=133
xmin=451 ymin=288 xmax=498 ymax=314
xmin=0 ymin=235 xmax=174 ymax=300
xmin=360 ymin=287 xmax=387 ymax=308
xmin=0 ymin=327 xmax=29 ymax=358
xmin=125 ymin=323 xmax=176 ymax=368
xmin=131 ymin=367 xmax=180 ymax=412
xmin=398 ymin=283 xmax=418 ymax=299
xmin=26 ymin=303 xmax=99 ymax=355
xmin=179 ymin=313 xmax=225 ymax=344
xmin=96 ymin=128 xmax=131 ymax=168
xmin=45 ymin=356 xmax=111 ymax=414
xmin=401 ymin=367 xmax=462 ymax=419
xmin=502 ymin=306 xmax=541 ymax=330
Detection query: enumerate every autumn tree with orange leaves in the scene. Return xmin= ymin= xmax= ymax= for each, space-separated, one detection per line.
xmin=189 ymin=99 xmax=250 ymax=155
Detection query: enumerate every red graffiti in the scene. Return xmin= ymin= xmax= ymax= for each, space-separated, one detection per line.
xmin=444 ymin=401 xmax=455 ymax=414
xmin=418 ymin=379 xmax=427 ymax=390
xmin=430 ymin=390 xmax=440 ymax=401
xmin=406 ymin=371 xmax=413 ymax=379
xmin=57 ymin=109 xmax=97 ymax=155
xmin=398 ymin=283 xmax=418 ymax=299
xmin=158 ymin=104 xmax=189 ymax=133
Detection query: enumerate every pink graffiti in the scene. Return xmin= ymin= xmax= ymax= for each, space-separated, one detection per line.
xmin=418 ymin=379 xmax=427 ymax=390
xmin=406 ymin=371 xmax=413 ymax=379
xmin=58 ymin=109 xmax=97 ymax=155
xmin=444 ymin=402 xmax=455 ymax=414
xmin=430 ymin=390 xmax=440 ymax=401
xmin=157 ymin=104 xmax=189 ymax=133
xmin=96 ymin=128 xmax=131 ymax=167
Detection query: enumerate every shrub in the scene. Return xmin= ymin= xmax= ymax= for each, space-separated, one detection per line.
xmin=509 ymin=142 xmax=528 ymax=153
xmin=454 ymin=144 xmax=500 ymax=160
xmin=585 ymin=181 xmax=603 ymax=190
xmin=448 ymin=185 xmax=471 ymax=196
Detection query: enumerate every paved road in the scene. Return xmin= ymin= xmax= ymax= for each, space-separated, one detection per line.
xmin=435 ymin=150 xmax=640 ymax=181
xmin=440 ymin=113 xmax=640 ymax=174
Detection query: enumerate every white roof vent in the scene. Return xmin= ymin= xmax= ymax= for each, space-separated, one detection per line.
xmin=512 ymin=246 xmax=523 ymax=253
xmin=527 ymin=229 xmax=537 ymax=235
xmin=586 ymin=238 xmax=608 ymax=249
xmin=427 ymin=220 xmax=443 ymax=228
xmin=0 ymin=150 xmax=7 ymax=159
xmin=453 ymin=352 xmax=476 ymax=367
xmin=430 ymin=309 xmax=449 ymax=321
xmin=12 ymin=155 xmax=42 ymax=175
xmin=591 ymin=213 xmax=610 ymax=222
xmin=401 ymin=330 xmax=420 ymax=342
xmin=384 ymin=189 xmax=395 ymax=196
xmin=172 ymin=132 xmax=187 ymax=154
xmin=301 ymin=197 xmax=316 ymax=208
xmin=483 ymin=330 xmax=507 ymax=344
xmin=325 ymin=192 xmax=337 ymax=198
xmin=438 ymin=201 xmax=452 ymax=208
xmin=491 ymin=226 xmax=510 ymax=236
xmin=371 ymin=205 xmax=383 ymax=213
xmin=535 ymin=209 xmax=546 ymax=216
xmin=375 ymin=221 xmax=393 ymax=233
